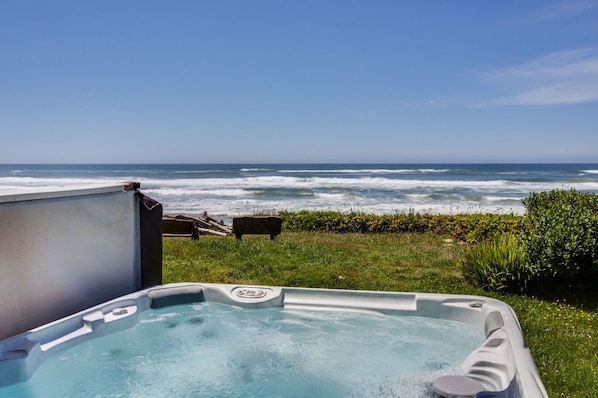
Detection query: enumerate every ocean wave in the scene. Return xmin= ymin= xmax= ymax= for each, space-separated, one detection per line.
xmin=161 ymin=196 xmax=527 ymax=221
xmin=173 ymin=170 xmax=224 ymax=174
xmin=240 ymin=168 xmax=274 ymax=172
xmin=313 ymin=192 xmax=353 ymax=200
xmin=482 ymin=195 xmax=526 ymax=202
xmin=145 ymin=175 xmax=484 ymax=186
xmin=0 ymin=176 xmax=124 ymax=189
xmin=4 ymin=175 xmax=596 ymax=194
xmin=144 ymin=188 xmax=249 ymax=197
xmin=277 ymin=168 xmax=454 ymax=174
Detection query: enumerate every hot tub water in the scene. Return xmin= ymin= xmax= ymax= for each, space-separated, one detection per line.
xmin=0 ymin=302 xmax=485 ymax=397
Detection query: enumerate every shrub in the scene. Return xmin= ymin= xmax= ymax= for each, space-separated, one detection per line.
xmin=279 ymin=211 xmax=522 ymax=242
xmin=461 ymin=234 xmax=531 ymax=293
xmin=521 ymin=190 xmax=598 ymax=288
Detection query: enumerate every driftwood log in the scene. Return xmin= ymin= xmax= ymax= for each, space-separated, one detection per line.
xmin=162 ymin=212 xmax=233 ymax=238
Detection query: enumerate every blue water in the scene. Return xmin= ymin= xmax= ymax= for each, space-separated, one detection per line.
xmin=1 ymin=163 xmax=597 ymax=221
xmin=0 ymin=303 xmax=485 ymax=397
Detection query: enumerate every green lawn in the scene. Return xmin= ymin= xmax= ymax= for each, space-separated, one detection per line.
xmin=163 ymin=232 xmax=597 ymax=397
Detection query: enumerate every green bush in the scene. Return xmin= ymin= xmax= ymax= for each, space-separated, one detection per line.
xmin=462 ymin=234 xmax=531 ymax=293
xmin=279 ymin=211 xmax=522 ymax=242
xmin=522 ymin=190 xmax=598 ymax=288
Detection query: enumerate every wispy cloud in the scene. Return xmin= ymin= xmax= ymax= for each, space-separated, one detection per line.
xmin=475 ymin=48 xmax=598 ymax=106
xmin=531 ymin=0 xmax=598 ymax=23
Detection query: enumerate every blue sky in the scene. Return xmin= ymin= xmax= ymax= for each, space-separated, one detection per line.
xmin=1 ymin=1 xmax=597 ymax=163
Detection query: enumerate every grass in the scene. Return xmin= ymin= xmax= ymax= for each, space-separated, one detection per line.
xmin=163 ymin=232 xmax=598 ymax=398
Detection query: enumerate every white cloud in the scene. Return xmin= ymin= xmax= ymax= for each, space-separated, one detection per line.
xmin=476 ymin=48 xmax=598 ymax=106
xmin=532 ymin=0 xmax=598 ymax=23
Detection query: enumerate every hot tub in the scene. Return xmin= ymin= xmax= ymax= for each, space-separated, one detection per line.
xmin=0 ymin=283 xmax=548 ymax=397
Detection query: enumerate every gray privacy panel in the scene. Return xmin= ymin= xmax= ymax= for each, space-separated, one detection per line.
xmin=0 ymin=186 xmax=141 ymax=340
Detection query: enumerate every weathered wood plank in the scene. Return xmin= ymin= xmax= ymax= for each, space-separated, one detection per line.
xmin=162 ymin=218 xmax=198 ymax=240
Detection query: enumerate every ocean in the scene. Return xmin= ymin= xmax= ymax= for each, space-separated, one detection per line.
xmin=1 ymin=164 xmax=597 ymax=222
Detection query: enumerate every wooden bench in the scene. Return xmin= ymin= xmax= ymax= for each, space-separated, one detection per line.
xmin=162 ymin=218 xmax=199 ymax=240
xmin=232 ymin=216 xmax=282 ymax=240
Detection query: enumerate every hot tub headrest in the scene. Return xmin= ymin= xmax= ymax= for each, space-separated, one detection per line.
xmin=149 ymin=286 xmax=205 ymax=308
xmin=485 ymin=311 xmax=505 ymax=336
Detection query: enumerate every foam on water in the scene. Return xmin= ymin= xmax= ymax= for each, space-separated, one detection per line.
xmin=0 ymin=303 xmax=486 ymax=398
xmin=278 ymin=168 xmax=455 ymax=174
